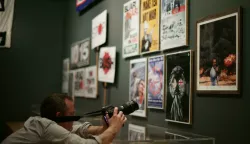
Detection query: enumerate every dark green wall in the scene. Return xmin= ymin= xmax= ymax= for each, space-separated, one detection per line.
xmin=63 ymin=0 xmax=250 ymax=144
xmin=0 ymin=0 xmax=66 ymax=121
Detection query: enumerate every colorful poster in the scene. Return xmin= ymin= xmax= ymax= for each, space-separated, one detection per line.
xmin=70 ymin=38 xmax=90 ymax=69
xmin=122 ymin=0 xmax=140 ymax=58
xmin=85 ymin=65 xmax=97 ymax=98
xmin=73 ymin=68 xmax=86 ymax=97
xmin=92 ymin=10 xmax=107 ymax=49
xmin=165 ymin=50 xmax=192 ymax=124
xmin=129 ymin=58 xmax=147 ymax=118
xmin=62 ymin=58 xmax=70 ymax=93
xmin=98 ymin=47 xmax=116 ymax=83
xmin=128 ymin=124 xmax=146 ymax=141
xmin=0 ymin=0 xmax=15 ymax=48
xmin=140 ymin=0 xmax=159 ymax=54
xmin=148 ymin=55 xmax=164 ymax=109
xmin=161 ymin=0 xmax=188 ymax=50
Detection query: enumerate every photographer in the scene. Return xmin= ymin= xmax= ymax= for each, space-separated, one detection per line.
xmin=2 ymin=93 xmax=127 ymax=144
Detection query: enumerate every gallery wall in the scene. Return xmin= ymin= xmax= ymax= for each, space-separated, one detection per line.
xmin=0 ymin=0 xmax=66 ymax=121
xmin=63 ymin=0 xmax=250 ymax=144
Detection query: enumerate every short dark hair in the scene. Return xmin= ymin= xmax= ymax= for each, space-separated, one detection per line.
xmin=40 ymin=93 xmax=73 ymax=120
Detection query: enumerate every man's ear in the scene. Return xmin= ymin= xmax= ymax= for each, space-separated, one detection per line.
xmin=56 ymin=112 xmax=61 ymax=117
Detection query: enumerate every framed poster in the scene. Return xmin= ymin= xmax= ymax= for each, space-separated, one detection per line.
xmin=98 ymin=46 xmax=116 ymax=83
xmin=196 ymin=8 xmax=241 ymax=94
xmin=165 ymin=131 xmax=189 ymax=140
xmin=76 ymin=0 xmax=100 ymax=12
xmin=73 ymin=68 xmax=86 ymax=97
xmin=62 ymin=58 xmax=70 ymax=93
xmin=68 ymin=70 xmax=75 ymax=102
xmin=92 ymin=10 xmax=107 ymax=49
xmin=165 ymin=50 xmax=193 ymax=124
xmin=70 ymin=38 xmax=90 ymax=69
xmin=85 ymin=65 xmax=97 ymax=98
xmin=128 ymin=124 xmax=146 ymax=141
xmin=160 ymin=0 xmax=188 ymax=50
xmin=122 ymin=0 xmax=140 ymax=58
xmin=147 ymin=55 xmax=165 ymax=109
xmin=129 ymin=58 xmax=147 ymax=118
xmin=140 ymin=0 xmax=160 ymax=54
xmin=0 ymin=0 xmax=4 ymax=11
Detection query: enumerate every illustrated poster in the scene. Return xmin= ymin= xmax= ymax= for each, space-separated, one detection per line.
xmin=148 ymin=55 xmax=164 ymax=109
xmin=129 ymin=58 xmax=147 ymax=117
xmin=70 ymin=38 xmax=90 ymax=69
xmin=85 ymin=65 xmax=97 ymax=98
xmin=92 ymin=10 xmax=107 ymax=49
xmin=140 ymin=0 xmax=159 ymax=54
xmin=62 ymin=58 xmax=70 ymax=93
xmin=166 ymin=50 xmax=192 ymax=124
xmin=161 ymin=0 xmax=188 ymax=50
xmin=98 ymin=47 xmax=116 ymax=83
xmin=128 ymin=124 xmax=146 ymax=141
xmin=73 ymin=68 xmax=86 ymax=97
xmin=123 ymin=0 xmax=140 ymax=58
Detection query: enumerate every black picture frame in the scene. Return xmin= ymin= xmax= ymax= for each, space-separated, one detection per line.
xmin=0 ymin=0 xmax=5 ymax=11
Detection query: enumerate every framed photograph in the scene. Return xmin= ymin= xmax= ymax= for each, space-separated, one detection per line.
xmin=129 ymin=58 xmax=147 ymax=118
xmin=98 ymin=46 xmax=116 ymax=83
xmin=70 ymin=38 xmax=90 ymax=69
xmin=73 ymin=68 xmax=86 ymax=97
xmin=165 ymin=50 xmax=193 ymax=124
xmin=85 ymin=65 xmax=98 ymax=98
xmin=196 ymin=8 xmax=241 ymax=94
xmin=128 ymin=124 xmax=146 ymax=141
xmin=160 ymin=0 xmax=188 ymax=50
xmin=140 ymin=0 xmax=160 ymax=54
xmin=147 ymin=55 xmax=165 ymax=109
xmin=122 ymin=0 xmax=140 ymax=58
xmin=62 ymin=58 xmax=70 ymax=93
xmin=92 ymin=10 xmax=107 ymax=49
xmin=165 ymin=131 xmax=189 ymax=140
xmin=0 ymin=0 xmax=4 ymax=11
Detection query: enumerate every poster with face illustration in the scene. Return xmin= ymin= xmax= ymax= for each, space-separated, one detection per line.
xmin=166 ymin=50 xmax=192 ymax=124
xmin=140 ymin=0 xmax=160 ymax=54
xmin=98 ymin=47 xmax=116 ymax=83
xmin=85 ymin=65 xmax=97 ymax=98
xmin=129 ymin=58 xmax=147 ymax=118
xmin=92 ymin=10 xmax=107 ymax=49
xmin=73 ymin=68 xmax=86 ymax=97
xmin=123 ymin=0 xmax=140 ymax=58
xmin=148 ymin=55 xmax=165 ymax=109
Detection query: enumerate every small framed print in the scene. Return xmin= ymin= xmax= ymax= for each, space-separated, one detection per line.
xmin=165 ymin=50 xmax=193 ymax=125
xmin=196 ymin=8 xmax=242 ymax=94
xmin=128 ymin=124 xmax=146 ymax=141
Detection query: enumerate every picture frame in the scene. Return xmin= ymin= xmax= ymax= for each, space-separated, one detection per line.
xmin=165 ymin=50 xmax=193 ymax=125
xmin=160 ymin=0 xmax=189 ymax=50
xmin=0 ymin=0 xmax=4 ymax=11
xmin=196 ymin=7 xmax=242 ymax=94
xmin=129 ymin=58 xmax=147 ymax=118
xmin=147 ymin=55 xmax=165 ymax=109
xmin=70 ymin=38 xmax=91 ymax=69
xmin=73 ymin=68 xmax=86 ymax=97
xmin=62 ymin=58 xmax=70 ymax=94
xmin=128 ymin=124 xmax=146 ymax=141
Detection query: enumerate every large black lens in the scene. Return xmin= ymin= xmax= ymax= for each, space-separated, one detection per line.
xmin=118 ymin=100 xmax=139 ymax=115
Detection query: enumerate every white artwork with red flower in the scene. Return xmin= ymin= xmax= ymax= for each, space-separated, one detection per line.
xmin=91 ymin=10 xmax=107 ymax=49
xmin=98 ymin=47 xmax=116 ymax=83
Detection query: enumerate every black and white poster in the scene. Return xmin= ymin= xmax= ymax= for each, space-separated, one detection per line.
xmin=128 ymin=124 xmax=146 ymax=141
xmin=70 ymin=38 xmax=90 ymax=69
xmin=166 ymin=50 xmax=192 ymax=124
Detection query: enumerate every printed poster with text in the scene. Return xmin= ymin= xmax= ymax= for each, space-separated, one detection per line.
xmin=123 ymin=0 xmax=140 ymax=58
xmin=140 ymin=0 xmax=159 ymax=54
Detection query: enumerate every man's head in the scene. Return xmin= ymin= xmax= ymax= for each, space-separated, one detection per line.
xmin=40 ymin=93 xmax=75 ymax=131
xmin=212 ymin=58 xmax=217 ymax=67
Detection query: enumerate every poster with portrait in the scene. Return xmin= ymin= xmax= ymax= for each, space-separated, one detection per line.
xmin=98 ymin=47 xmax=116 ymax=83
xmin=92 ymin=10 xmax=107 ymax=49
xmin=70 ymin=38 xmax=90 ymax=69
xmin=122 ymin=0 xmax=140 ymax=58
xmin=165 ymin=50 xmax=192 ymax=124
xmin=148 ymin=55 xmax=165 ymax=109
xmin=196 ymin=8 xmax=241 ymax=94
xmin=0 ymin=0 xmax=15 ymax=48
xmin=160 ymin=0 xmax=188 ymax=50
xmin=85 ymin=65 xmax=97 ymax=98
xmin=140 ymin=0 xmax=160 ymax=54
xmin=128 ymin=124 xmax=146 ymax=141
xmin=73 ymin=68 xmax=86 ymax=97
xmin=129 ymin=58 xmax=147 ymax=117
xmin=62 ymin=58 xmax=70 ymax=93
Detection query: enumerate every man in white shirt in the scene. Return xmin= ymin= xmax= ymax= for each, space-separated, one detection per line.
xmin=2 ymin=93 xmax=127 ymax=144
